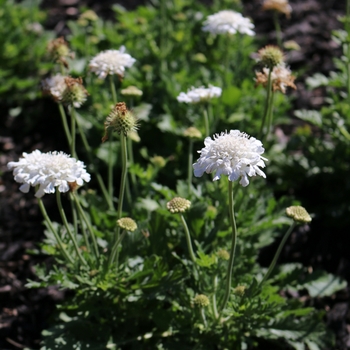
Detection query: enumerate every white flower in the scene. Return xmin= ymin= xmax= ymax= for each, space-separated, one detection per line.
xmin=177 ymin=85 xmax=222 ymax=104
xmin=41 ymin=74 xmax=67 ymax=101
xmin=193 ymin=130 xmax=267 ymax=187
xmin=202 ymin=10 xmax=255 ymax=36
xmin=88 ymin=46 xmax=136 ymax=79
xmin=7 ymin=150 xmax=91 ymax=198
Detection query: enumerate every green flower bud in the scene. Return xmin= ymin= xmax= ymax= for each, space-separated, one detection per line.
xmin=193 ymin=294 xmax=210 ymax=307
xmin=117 ymin=217 xmax=137 ymax=232
xmin=167 ymin=197 xmax=191 ymax=214
xmin=217 ymin=249 xmax=230 ymax=261
xmin=233 ymin=285 xmax=246 ymax=297
xmin=285 ymin=206 xmax=312 ymax=224
xmin=184 ymin=127 xmax=202 ymax=139
xmin=258 ymin=45 xmax=284 ymax=68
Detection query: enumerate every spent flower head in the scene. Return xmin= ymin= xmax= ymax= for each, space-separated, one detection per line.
xmin=258 ymin=45 xmax=284 ymax=68
xmin=41 ymin=74 xmax=67 ymax=102
xmin=121 ymin=86 xmax=143 ymax=97
xmin=167 ymin=197 xmax=191 ymax=214
xmin=184 ymin=127 xmax=202 ymax=139
xmin=286 ymin=206 xmax=312 ymax=224
xmin=193 ymin=130 xmax=267 ymax=187
xmin=7 ymin=150 xmax=91 ymax=198
xmin=61 ymin=77 xmax=89 ymax=108
xmin=202 ymin=10 xmax=255 ymax=36
xmin=89 ymin=47 xmax=136 ymax=80
xmin=102 ymin=102 xmax=138 ymax=141
xmin=47 ymin=37 xmax=73 ymax=68
xmin=255 ymin=64 xmax=296 ymax=93
xmin=262 ymin=0 xmax=292 ymax=18
xmin=193 ymin=294 xmax=210 ymax=307
xmin=117 ymin=217 xmax=138 ymax=232
xmin=177 ymin=85 xmax=222 ymax=104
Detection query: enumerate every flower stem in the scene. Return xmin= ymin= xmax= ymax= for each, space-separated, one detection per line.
xmin=69 ymin=107 xmax=77 ymax=158
xmin=212 ymin=274 xmax=219 ymax=319
xmin=127 ymin=137 xmax=138 ymax=195
xmin=260 ymin=222 xmax=296 ymax=286
xmin=108 ymin=132 xmax=114 ymax=202
xmin=56 ymin=191 xmax=87 ymax=266
xmin=259 ymin=69 xmax=273 ymax=140
xmin=273 ymin=11 xmax=283 ymax=47
xmin=71 ymin=193 xmax=99 ymax=259
xmin=108 ymin=229 xmax=127 ymax=267
xmin=117 ymin=133 xmax=128 ymax=220
xmin=58 ymin=103 xmax=72 ymax=146
xmin=37 ymin=197 xmax=74 ymax=264
xmin=180 ymin=214 xmax=196 ymax=263
xmin=220 ymin=180 xmax=237 ymax=313
xmin=109 ymin=75 xmax=117 ymax=104
xmin=187 ymin=139 xmax=193 ymax=192
xmin=266 ymin=90 xmax=275 ymax=139
xmin=203 ymin=105 xmax=210 ymax=137
xmin=199 ymin=307 xmax=208 ymax=328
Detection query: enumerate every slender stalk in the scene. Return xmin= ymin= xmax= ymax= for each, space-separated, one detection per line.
xmin=37 ymin=197 xmax=74 ymax=264
xmin=76 ymin=204 xmax=91 ymax=253
xmin=109 ymin=75 xmax=117 ymax=104
xmin=273 ymin=11 xmax=283 ymax=47
xmin=266 ymin=90 xmax=275 ymax=139
xmin=108 ymin=132 xmax=114 ymax=202
xmin=259 ymin=69 xmax=273 ymax=140
xmin=199 ymin=308 xmax=208 ymax=328
xmin=71 ymin=193 xmax=99 ymax=259
xmin=220 ymin=180 xmax=238 ymax=313
xmin=223 ymin=34 xmax=232 ymax=88
xmin=180 ymin=214 xmax=196 ymax=263
xmin=69 ymin=107 xmax=77 ymax=158
xmin=58 ymin=103 xmax=72 ymax=146
xmin=108 ymin=230 xmax=127 ymax=267
xmin=56 ymin=191 xmax=87 ymax=266
xmin=203 ymin=105 xmax=210 ymax=137
xmin=127 ymin=138 xmax=138 ymax=195
xmin=117 ymin=133 xmax=128 ymax=220
xmin=187 ymin=139 xmax=193 ymax=192
xmin=260 ymin=222 xmax=296 ymax=285
xmin=212 ymin=274 xmax=219 ymax=319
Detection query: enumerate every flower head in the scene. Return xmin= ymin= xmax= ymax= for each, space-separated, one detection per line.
xmin=61 ymin=77 xmax=89 ymax=108
xmin=202 ymin=10 xmax=255 ymax=36
xmin=89 ymin=47 xmax=136 ymax=79
xmin=262 ymin=0 xmax=292 ymax=18
xmin=233 ymin=285 xmax=246 ymax=297
xmin=255 ymin=64 xmax=296 ymax=93
xmin=121 ymin=86 xmax=143 ymax=97
xmin=7 ymin=150 xmax=91 ymax=198
xmin=102 ymin=102 xmax=138 ymax=141
xmin=217 ymin=249 xmax=230 ymax=261
xmin=258 ymin=45 xmax=284 ymax=68
xmin=177 ymin=85 xmax=222 ymax=104
xmin=193 ymin=294 xmax=210 ymax=307
xmin=150 ymin=156 xmax=166 ymax=168
xmin=184 ymin=127 xmax=202 ymax=139
xmin=167 ymin=197 xmax=191 ymax=214
xmin=41 ymin=74 xmax=67 ymax=102
xmin=117 ymin=217 xmax=138 ymax=232
xmin=286 ymin=206 xmax=312 ymax=223
xmin=47 ymin=36 xmax=73 ymax=68
xmin=193 ymin=130 xmax=267 ymax=187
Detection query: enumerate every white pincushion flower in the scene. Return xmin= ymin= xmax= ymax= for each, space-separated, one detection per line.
xmin=88 ymin=46 xmax=136 ymax=79
xmin=193 ymin=130 xmax=267 ymax=187
xmin=177 ymin=85 xmax=222 ymax=104
xmin=202 ymin=10 xmax=255 ymax=36
xmin=41 ymin=74 xmax=67 ymax=102
xmin=7 ymin=150 xmax=91 ymax=198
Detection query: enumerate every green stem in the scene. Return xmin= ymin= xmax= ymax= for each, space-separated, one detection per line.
xmin=224 ymin=34 xmax=232 ymax=87
xmin=259 ymin=69 xmax=273 ymax=140
xmin=69 ymin=107 xmax=77 ymax=158
xmin=56 ymin=191 xmax=87 ymax=266
xmin=273 ymin=11 xmax=283 ymax=47
xmin=37 ymin=197 xmax=74 ymax=264
xmin=187 ymin=139 xmax=193 ymax=192
xmin=266 ymin=90 xmax=275 ymax=140
xmin=212 ymin=274 xmax=219 ymax=319
xmin=220 ymin=180 xmax=238 ymax=313
xmin=260 ymin=222 xmax=296 ymax=285
xmin=180 ymin=214 xmax=196 ymax=263
xmin=71 ymin=193 xmax=99 ymax=259
xmin=117 ymin=133 xmax=128 ymax=220
xmin=108 ymin=230 xmax=127 ymax=267
xmin=109 ymin=75 xmax=117 ymax=104
xmin=108 ymin=132 xmax=114 ymax=202
xmin=58 ymin=103 xmax=72 ymax=146
xmin=127 ymin=137 xmax=138 ymax=195
xmin=199 ymin=308 xmax=208 ymax=328
xmin=203 ymin=105 xmax=210 ymax=137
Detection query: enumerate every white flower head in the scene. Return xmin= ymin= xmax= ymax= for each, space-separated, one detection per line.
xmin=202 ymin=10 xmax=255 ymax=36
xmin=41 ymin=74 xmax=67 ymax=102
xmin=88 ymin=46 xmax=136 ymax=79
xmin=7 ymin=150 xmax=91 ymax=198
xmin=193 ymin=130 xmax=267 ymax=187
xmin=177 ymin=85 xmax=222 ymax=104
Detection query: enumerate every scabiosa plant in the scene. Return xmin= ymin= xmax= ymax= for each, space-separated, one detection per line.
xmin=88 ymin=47 xmax=136 ymax=80
xmin=202 ymin=10 xmax=255 ymax=36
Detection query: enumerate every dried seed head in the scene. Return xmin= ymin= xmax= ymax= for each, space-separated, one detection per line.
xmin=166 ymin=197 xmax=191 ymax=214
xmin=47 ymin=37 xmax=73 ymax=67
xmin=117 ymin=217 xmax=137 ymax=232
xmin=121 ymin=86 xmax=143 ymax=97
xmin=193 ymin=294 xmax=210 ymax=307
xmin=102 ymin=102 xmax=138 ymax=141
xmin=217 ymin=249 xmax=230 ymax=261
xmin=62 ymin=77 xmax=89 ymax=108
xmin=285 ymin=206 xmax=312 ymax=223
xmin=258 ymin=45 xmax=284 ymax=68
xmin=184 ymin=127 xmax=202 ymax=139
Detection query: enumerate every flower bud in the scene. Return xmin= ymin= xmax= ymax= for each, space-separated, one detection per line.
xmin=117 ymin=217 xmax=137 ymax=232
xmin=184 ymin=127 xmax=202 ymax=139
xmin=233 ymin=285 xmax=246 ymax=297
xmin=193 ymin=294 xmax=210 ymax=307
xmin=121 ymin=86 xmax=143 ymax=97
xmin=217 ymin=249 xmax=230 ymax=261
xmin=150 ymin=156 xmax=166 ymax=168
xmin=258 ymin=45 xmax=284 ymax=68
xmin=166 ymin=197 xmax=191 ymax=214
xmin=285 ymin=206 xmax=312 ymax=224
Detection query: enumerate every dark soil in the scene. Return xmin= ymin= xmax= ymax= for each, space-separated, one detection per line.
xmin=1 ymin=0 xmax=349 ymax=349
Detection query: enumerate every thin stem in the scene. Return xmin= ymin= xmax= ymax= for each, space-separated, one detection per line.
xmin=180 ymin=214 xmax=196 ymax=263
xmin=71 ymin=193 xmax=99 ymax=259
xmin=260 ymin=222 xmax=296 ymax=286
xmin=127 ymin=138 xmax=138 ymax=195
xmin=117 ymin=133 xmax=128 ymax=220
xmin=56 ymin=191 xmax=87 ymax=266
xmin=58 ymin=103 xmax=72 ymax=146
xmin=108 ymin=132 xmax=114 ymax=201
xmin=259 ymin=69 xmax=273 ymax=140
xmin=69 ymin=107 xmax=77 ymax=158
xmin=203 ymin=105 xmax=210 ymax=137
xmin=199 ymin=308 xmax=208 ymax=328
xmin=220 ymin=180 xmax=238 ymax=313
xmin=37 ymin=197 xmax=74 ymax=264
xmin=187 ymin=139 xmax=193 ymax=192
xmin=109 ymin=75 xmax=117 ymax=104
xmin=212 ymin=274 xmax=219 ymax=319
xmin=266 ymin=90 xmax=275 ymax=139
xmin=108 ymin=230 xmax=127 ymax=267
xmin=273 ymin=11 xmax=283 ymax=47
